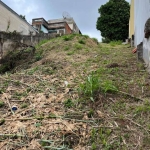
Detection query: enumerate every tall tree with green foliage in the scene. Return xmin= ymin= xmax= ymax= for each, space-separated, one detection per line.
xmin=96 ymin=0 xmax=130 ymax=42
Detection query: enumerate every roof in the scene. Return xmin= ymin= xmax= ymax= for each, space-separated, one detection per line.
xmin=32 ymin=18 xmax=49 ymax=24
xmin=48 ymin=18 xmax=75 ymax=24
xmin=0 ymin=0 xmax=38 ymax=33
xmin=48 ymin=18 xmax=65 ymax=24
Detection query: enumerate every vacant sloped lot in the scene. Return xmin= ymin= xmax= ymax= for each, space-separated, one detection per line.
xmin=0 ymin=34 xmax=150 ymax=150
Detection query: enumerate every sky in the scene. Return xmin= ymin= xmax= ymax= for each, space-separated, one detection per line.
xmin=2 ymin=0 xmax=130 ymax=41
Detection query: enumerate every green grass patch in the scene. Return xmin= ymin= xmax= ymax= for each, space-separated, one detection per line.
xmin=79 ymin=71 xmax=118 ymax=102
xmin=64 ymin=46 xmax=69 ymax=51
xmin=36 ymin=39 xmax=50 ymax=48
xmin=74 ymin=44 xmax=82 ymax=50
xmin=79 ymin=73 xmax=100 ymax=102
xmin=63 ymin=99 xmax=74 ymax=108
xmin=34 ymin=49 xmax=43 ymax=61
xmin=110 ymin=40 xmax=122 ymax=46
xmin=92 ymin=38 xmax=98 ymax=44
xmin=0 ymin=101 xmax=4 ymax=108
xmin=21 ymin=103 xmax=29 ymax=109
xmin=27 ymin=66 xmax=39 ymax=75
xmin=78 ymin=39 xmax=86 ymax=44
xmin=135 ymin=101 xmax=150 ymax=114
xmin=62 ymin=34 xmax=74 ymax=41
xmin=67 ymin=51 xmax=75 ymax=55
xmin=83 ymin=35 xmax=90 ymax=39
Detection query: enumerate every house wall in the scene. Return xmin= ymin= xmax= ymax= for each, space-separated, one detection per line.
xmin=67 ymin=22 xmax=79 ymax=34
xmin=134 ymin=0 xmax=150 ymax=46
xmin=64 ymin=18 xmax=80 ymax=34
xmin=129 ymin=0 xmax=134 ymax=39
xmin=0 ymin=3 xmax=36 ymax=35
xmin=65 ymin=23 xmax=72 ymax=34
xmin=134 ymin=0 xmax=150 ymax=68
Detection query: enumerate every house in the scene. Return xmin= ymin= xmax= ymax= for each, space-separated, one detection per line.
xmin=32 ymin=18 xmax=72 ymax=34
xmin=32 ymin=17 xmax=81 ymax=35
xmin=130 ymin=0 xmax=150 ymax=69
xmin=48 ymin=18 xmax=74 ymax=34
xmin=32 ymin=18 xmax=49 ymax=33
xmin=48 ymin=18 xmax=82 ymax=34
xmin=0 ymin=0 xmax=38 ymax=35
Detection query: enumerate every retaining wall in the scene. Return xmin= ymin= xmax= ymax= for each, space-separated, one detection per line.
xmin=0 ymin=32 xmax=60 ymax=58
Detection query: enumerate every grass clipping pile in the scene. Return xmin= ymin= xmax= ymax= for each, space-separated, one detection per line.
xmin=0 ymin=34 xmax=150 ymax=150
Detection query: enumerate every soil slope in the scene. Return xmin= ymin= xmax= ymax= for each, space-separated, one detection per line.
xmin=0 ymin=34 xmax=150 ymax=150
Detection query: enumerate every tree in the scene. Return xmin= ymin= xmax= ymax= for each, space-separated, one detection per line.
xmin=96 ymin=0 xmax=130 ymax=42
xmin=20 ymin=15 xmax=26 ymax=21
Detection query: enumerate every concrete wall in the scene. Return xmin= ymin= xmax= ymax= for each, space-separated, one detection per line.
xmin=0 ymin=1 xmax=37 ymax=35
xmin=0 ymin=32 xmax=60 ymax=58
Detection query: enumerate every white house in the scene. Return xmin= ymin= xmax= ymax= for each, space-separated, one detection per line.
xmin=0 ymin=0 xmax=38 ymax=35
xmin=132 ymin=0 xmax=150 ymax=68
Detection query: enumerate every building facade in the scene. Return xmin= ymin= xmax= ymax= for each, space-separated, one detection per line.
xmin=32 ymin=17 xmax=81 ymax=35
xmin=131 ymin=0 xmax=150 ymax=69
xmin=0 ymin=0 xmax=38 ymax=35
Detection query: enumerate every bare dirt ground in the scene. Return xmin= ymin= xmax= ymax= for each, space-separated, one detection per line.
xmin=0 ymin=34 xmax=150 ymax=150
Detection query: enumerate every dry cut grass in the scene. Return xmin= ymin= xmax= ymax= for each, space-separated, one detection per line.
xmin=0 ymin=34 xmax=150 ymax=150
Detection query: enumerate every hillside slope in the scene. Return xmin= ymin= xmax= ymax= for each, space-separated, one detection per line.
xmin=0 ymin=34 xmax=150 ymax=150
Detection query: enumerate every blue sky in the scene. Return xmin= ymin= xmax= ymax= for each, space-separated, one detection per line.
xmin=2 ymin=0 xmax=130 ymax=41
